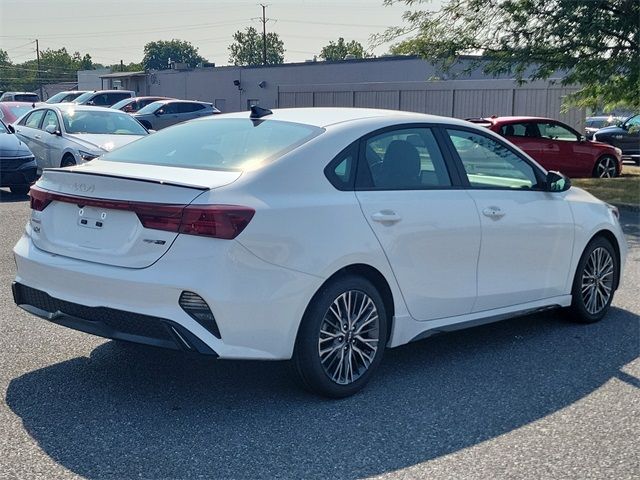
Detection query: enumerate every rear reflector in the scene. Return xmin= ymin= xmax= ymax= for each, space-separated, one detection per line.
xmin=29 ymin=186 xmax=254 ymax=240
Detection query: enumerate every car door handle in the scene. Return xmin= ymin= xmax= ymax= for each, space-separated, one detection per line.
xmin=482 ymin=207 xmax=506 ymax=220
xmin=371 ymin=210 xmax=401 ymax=225
xmin=34 ymin=135 xmax=41 ymax=139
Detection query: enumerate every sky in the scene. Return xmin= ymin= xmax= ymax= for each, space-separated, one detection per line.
xmin=0 ymin=0 xmax=429 ymax=67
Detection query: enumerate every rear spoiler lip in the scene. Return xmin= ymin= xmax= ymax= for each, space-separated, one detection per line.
xmin=43 ymin=168 xmax=211 ymax=191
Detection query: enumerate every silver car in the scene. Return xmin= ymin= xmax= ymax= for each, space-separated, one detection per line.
xmin=133 ymin=100 xmax=219 ymax=130
xmin=12 ymin=105 xmax=148 ymax=171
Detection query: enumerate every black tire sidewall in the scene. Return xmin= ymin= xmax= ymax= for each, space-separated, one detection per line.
xmin=294 ymin=274 xmax=388 ymax=398
xmin=61 ymin=155 xmax=76 ymax=168
xmin=593 ymin=155 xmax=618 ymax=178
xmin=569 ymin=236 xmax=618 ymax=323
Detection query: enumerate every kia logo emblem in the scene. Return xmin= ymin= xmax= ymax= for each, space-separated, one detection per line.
xmin=73 ymin=183 xmax=95 ymax=193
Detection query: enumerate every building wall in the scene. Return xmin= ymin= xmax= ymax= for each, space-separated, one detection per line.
xmin=77 ymin=69 xmax=111 ymax=90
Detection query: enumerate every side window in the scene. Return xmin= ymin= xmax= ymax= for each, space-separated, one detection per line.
xmin=163 ymin=103 xmax=179 ymax=114
xmin=357 ymin=127 xmax=451 ymax=190
xmin=447 ymin=129 xmax=540 ymax=190
xmin=178 ymin=103 xmax=202 ymax=113
xmin=91 ymin=94 xmax=109 ymax=106
xmin=499 ymin=122 xmax=539 ymax=138
xmin=325 ymin=145 xmax=357 ymax=190
xmin=41 ymin=110 xmax=60 ymax=131
xmin=23 ymin=110 xmax=45 ymax=128
xmin=538 ymin=122 xmax=578 ymax=141
xmin=107 ymin=93 xmax=130 ymax=105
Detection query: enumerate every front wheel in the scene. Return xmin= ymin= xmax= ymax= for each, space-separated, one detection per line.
xmin=61 ymin=154 xmax=76 ymax=168
xmin=593 ymin=156 xmax=618 ymax=178
xmin=293 ymin=275 xmax=388 ymax=398
xmin=566 ymin=236 xmax=619 ymax=323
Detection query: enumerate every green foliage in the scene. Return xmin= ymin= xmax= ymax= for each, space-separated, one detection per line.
xmin=228 ymin=26 xmax=285 ymax=66
xmin=142 ymin=39 xmax=206 ymax=70
xmin=319 ymin=38 xmax=370 ymax=61
xmin=382 ymin=0 xmax=640 ymax=109
xmin=105 ymin=62 xmax=144 ymax=72
xmin=0 ymin=47 xmax=95 ymax=92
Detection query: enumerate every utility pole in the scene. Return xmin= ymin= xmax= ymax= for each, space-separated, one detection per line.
xmin=35 ymin=39 xmax=43 ymax=100
xmin=260 ymin=4 xmax=267 ymax=65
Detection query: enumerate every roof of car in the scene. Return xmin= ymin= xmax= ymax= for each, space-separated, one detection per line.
xmin=154 ymin=99 xmax=211 ymax=104
xmin=34 ymin=104 xmax=131 ymax=114
xmin=218 ymin=107 xmax=473 ymax=128
xmin=473 ymin=116 xmax=560 ymax=125
xmin=0 ymin=101 xmax=36 ymax=108
xmin=1 ymin=91 xmax=38 ymax=95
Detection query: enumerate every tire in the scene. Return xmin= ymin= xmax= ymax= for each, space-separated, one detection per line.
xmin=566 ymin=236 xmax=618 ymax=323
xmin=9 ymin=185 xmax=30 ymax=195
xmin=293 ymin=274 xmax=388 ymax=398
xmin=61 ymin=154 xmax=76 ymax=168
xmin=593 ymin=155 xmax=618 ymax=178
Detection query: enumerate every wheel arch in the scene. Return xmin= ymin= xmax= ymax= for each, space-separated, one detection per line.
xmin=296 ymin=263 xmax=396 ymax=346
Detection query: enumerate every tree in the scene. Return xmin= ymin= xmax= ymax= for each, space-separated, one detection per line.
xmin=382 ymin=0 xmax=640 ymax=109
xmin=319 ymin=38 xmax=369 ymax=61
xmin=228 ymin=26 xmax=285 ymax=66
xmin=142 ymin=39 xmax=206 ymax=70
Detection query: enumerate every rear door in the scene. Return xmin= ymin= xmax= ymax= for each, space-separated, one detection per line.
xmin=444 ymin=127 xmax=574 ymax=311
xmin=354 ymin=125 xmax=480 ymax=321
xmin=14 ymin=109 xmax=46 ymax=166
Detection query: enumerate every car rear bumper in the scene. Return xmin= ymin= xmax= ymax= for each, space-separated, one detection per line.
xmin=13 ymin=231 xmax=321 ymax=360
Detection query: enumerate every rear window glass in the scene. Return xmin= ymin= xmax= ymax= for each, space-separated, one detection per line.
xmin=101 ymin=118 xmax=324 ymax=171
xmin=14 ymin=94 xmax=39 ymax=102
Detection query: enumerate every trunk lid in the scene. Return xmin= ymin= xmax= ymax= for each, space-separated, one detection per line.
xmin=30 ymin=160 xmax=241 ymax=268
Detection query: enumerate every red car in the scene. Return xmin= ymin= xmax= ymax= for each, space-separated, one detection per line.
xmin=468 ymin=116 xmax=623 ymax=178
xmin=0 ymin=102 xmax=36 ymax=124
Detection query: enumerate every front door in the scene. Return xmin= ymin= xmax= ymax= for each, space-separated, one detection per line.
xmin=536 ymin=121 xmax=591 ymax=177
xmin=444 ymin=128 xmax=575 ymax=311
xmin=355 ymin=126 xmax=481 ymax=321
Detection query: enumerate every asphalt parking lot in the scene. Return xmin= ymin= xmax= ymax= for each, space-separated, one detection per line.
xmin=0 ymin=190 xmax=638 ymax=480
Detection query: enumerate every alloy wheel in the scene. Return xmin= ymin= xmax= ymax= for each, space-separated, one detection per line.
xmin=596 ymin=157 xmax=617 ymax=178
xmin=318 ymin=290 xmax=380 ymax=385
xmin=581 ymin=247 xmax=614 ymax=315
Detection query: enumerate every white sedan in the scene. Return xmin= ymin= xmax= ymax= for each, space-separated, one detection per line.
xmin=12 ymin=104 xmax=148 ymax=171
xmin=12 ymin=107 xmax=627 ymax=397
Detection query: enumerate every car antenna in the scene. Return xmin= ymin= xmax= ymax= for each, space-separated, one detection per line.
xmin=250 ymin=105 xmax=272 ymax=119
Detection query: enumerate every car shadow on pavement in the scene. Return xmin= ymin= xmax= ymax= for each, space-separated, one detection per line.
xmin=6 ymin=307 xmax=639 ymax=479
xmin=0 ymin=189 xmax=28 ymax=203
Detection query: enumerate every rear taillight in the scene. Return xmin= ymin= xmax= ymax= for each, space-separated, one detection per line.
xmin=29 ymin=186 xmax=254 ymax=240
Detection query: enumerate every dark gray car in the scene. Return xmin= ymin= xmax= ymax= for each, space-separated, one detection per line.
xmin=133 ymin=100 xmax=219 ymax=130
xmin=593 ymin=114 xmax=640 ymax=165
xmin=0 ymin=120 xmax=37 ymax=194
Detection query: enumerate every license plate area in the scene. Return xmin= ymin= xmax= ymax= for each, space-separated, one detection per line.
xmin=77 ymin=206 xmax=108 ymax=229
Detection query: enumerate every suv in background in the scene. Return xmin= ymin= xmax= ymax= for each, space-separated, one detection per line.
xmin=0 ymin=92 xmax=40 ymax=103
xmin=592 ymin=114 xmax=640 ymax=165
xmin=73 ymin=90 xmax=135 ymax=107
xmin=584 ymin=116 xmax=624 ymax=140
xmin=132 ymin=99 xmax=219 ymax=129
xmin=468 ymin=116 xmax=623 ymax=178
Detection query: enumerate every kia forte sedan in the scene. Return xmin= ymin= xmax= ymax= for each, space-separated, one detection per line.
xmin=12 ymin=108 xmax=627 ymax=398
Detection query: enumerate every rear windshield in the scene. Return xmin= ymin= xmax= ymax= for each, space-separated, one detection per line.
xmin=101 ymin=118 xmax=324 ymax=171
xmin=14 ymin=94 xmax=39 ymax=102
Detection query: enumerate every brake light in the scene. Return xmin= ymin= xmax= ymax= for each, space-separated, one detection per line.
xmin=28 ymin=186 xmax=255 ymax=239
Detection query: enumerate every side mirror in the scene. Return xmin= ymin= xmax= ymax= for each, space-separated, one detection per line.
xmin=578 ymin=134 xmax=586 ymax=142
xmin=44 ymin=125 xmax=61 ymax=136
xmin=546 ymin=171 xmax=571 ymax=192
xmin=154 ymin=109 xmax=164 ymax=116
xmin=86 ymin=100 xmax=95 ymax=106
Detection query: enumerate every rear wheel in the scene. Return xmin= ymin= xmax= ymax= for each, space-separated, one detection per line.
xmin=293 ymin=274 xmax=388 ymax=398
xmin=566 ymin=236 xmax=618 ymax=323
xmin=61 ymin=154 xmax=76 ymax=168
xmin=593 ymin=156 xmax=618 ymax=178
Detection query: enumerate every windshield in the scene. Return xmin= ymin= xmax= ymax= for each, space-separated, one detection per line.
xmin=46 ymin=91 xmax=84 ymax=104
xmin=101 ymin=118 xmax=323 ymax=171
xmin=73 ymin=92 xmax=95 ymax=104
xmin=625 ymin=114 xmax=640 ymax=128
xmin=111 ymin=98 xmax=134 ymax=110
xmin=8 ymin=104 xmax=33 ymax=119
xmin=136 ymin=101 xmax=165 ymax=115
xmin=61 ymin=109 xmax=148 ymax=135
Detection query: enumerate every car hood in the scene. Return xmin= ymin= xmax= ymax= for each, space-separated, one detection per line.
xmin=0 ymin=132 xmax=33 ymax=158
xmin=594 ymin=125 xmax=625 ymax=136
xmin=64 ymin=133 xmax=146 ymax=153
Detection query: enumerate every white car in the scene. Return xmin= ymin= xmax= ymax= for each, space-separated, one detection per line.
xmin=12 ymin=105 xmax=148 ymax=171
xmin=12 ymin=107 xmax=627 ymax=398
